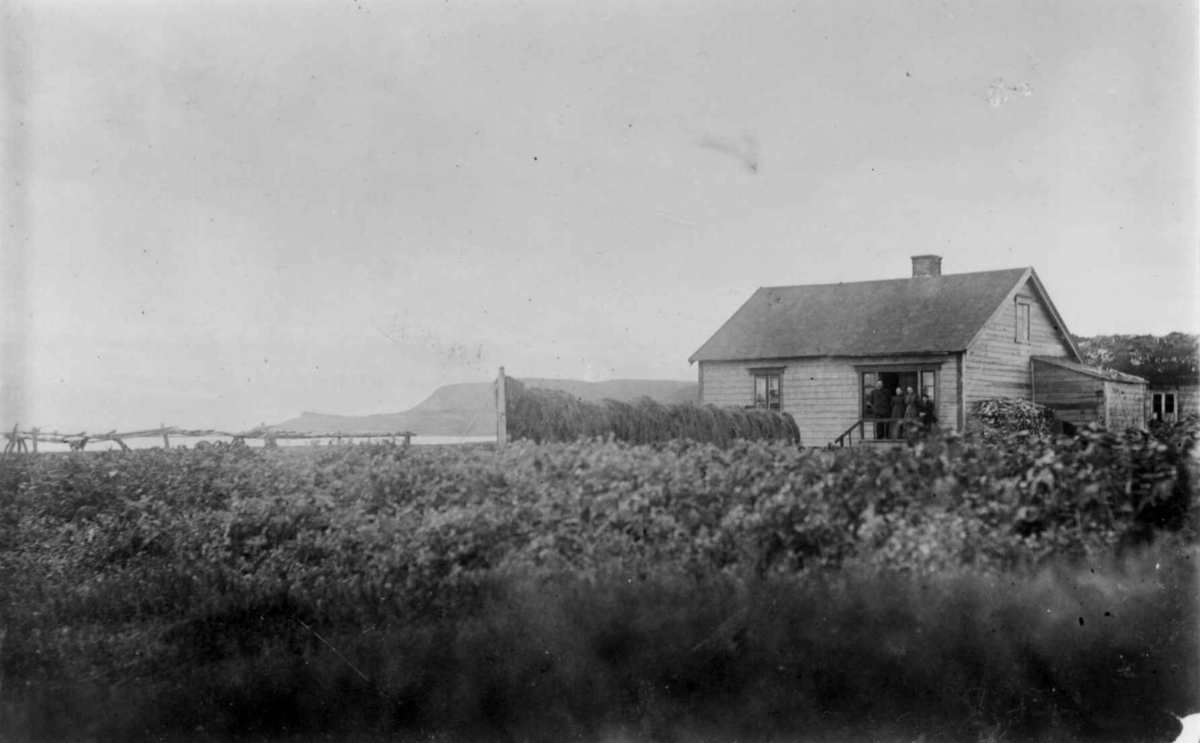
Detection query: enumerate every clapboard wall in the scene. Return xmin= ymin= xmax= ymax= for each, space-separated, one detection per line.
xmin=700 ymin=354 xmax=959 ymax=446
xmin=964 ymin=278 xmax=1076 ymax=408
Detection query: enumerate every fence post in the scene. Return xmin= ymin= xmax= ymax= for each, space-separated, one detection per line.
xmin=3 ymin=423 xmax=18 ymax=458
xmin=161 ymin=424 xmax=170 ymax=449
xmin=30 ymin=427 xmax=38 ymax=454
xmin=495 ymin=366 xmax=508 ymax=447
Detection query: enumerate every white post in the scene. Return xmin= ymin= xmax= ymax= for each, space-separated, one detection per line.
xmin=495 ymin=366 xmax=508 ymax=447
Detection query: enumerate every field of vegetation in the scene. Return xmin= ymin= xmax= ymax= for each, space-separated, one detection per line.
xmin=0 ymin=420 xmax=1197 ymax=743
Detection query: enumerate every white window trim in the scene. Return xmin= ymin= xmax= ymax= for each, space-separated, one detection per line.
xmin=751 ymin=370 xmax=783 ymax=411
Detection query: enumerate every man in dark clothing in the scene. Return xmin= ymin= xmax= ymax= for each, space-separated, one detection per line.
xmin=869 ymin=380 xmax=892 ymax=439
xmin=917 ymin=394 xmax=938 ymax=432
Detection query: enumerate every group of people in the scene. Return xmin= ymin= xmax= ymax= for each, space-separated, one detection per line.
xmin=867 ymin=380 xmax=937 ymax=439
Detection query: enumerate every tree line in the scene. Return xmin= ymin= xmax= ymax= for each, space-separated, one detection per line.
xmin=1075 ymin=332 xmax=1199 ymax=387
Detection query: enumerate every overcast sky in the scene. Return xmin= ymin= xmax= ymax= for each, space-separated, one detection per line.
xmin=2 ymin=0 xmax=1197 ymax=432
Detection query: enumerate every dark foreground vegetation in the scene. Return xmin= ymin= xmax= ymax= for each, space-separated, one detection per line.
xmin=0 ymin=420 xmax=1196 ymax=742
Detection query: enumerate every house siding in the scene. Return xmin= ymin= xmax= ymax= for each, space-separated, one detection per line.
xmin=1106 ymin=381 xmax=1147 ymax=432
xmin=699 ymin=355 xmax=959 ymax=446
xmin=1180 ymin=385 xmax=1200 ymax=418
xmin=964 ymin=279 xmax=1075 ymax=408
xmin=1147 ymin=384 xmax=1198 ymax=424
xmin=1031 ymin=360 xmax=1104 ymax=428
xmin=1032 ymin=359 xmax=1148 ymax=431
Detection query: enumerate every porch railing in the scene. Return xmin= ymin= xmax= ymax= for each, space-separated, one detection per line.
xmin=832 ymin=418 xmax=922 ymax=447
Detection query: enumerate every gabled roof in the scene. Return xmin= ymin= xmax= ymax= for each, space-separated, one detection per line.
xmin=1032 ymin=356 xmax=1148 ymax=385
xmin=689 ymin=267 xmax=1081 ymax=363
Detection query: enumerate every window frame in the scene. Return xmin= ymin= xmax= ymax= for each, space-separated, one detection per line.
xmin=748 ymin=367 xmax=785 ymax=411
xmin=1153 ymin=391 xmax=1177 ymax=421
xmin=1015 ymin=299 xmax=1031 ymax=344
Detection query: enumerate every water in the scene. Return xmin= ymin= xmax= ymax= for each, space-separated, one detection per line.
xmin=10 ymin=434 xmax=497 ymax=453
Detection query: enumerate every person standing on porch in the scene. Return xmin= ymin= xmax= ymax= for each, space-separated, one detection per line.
xmin=890 ymin=387 xmax=907 ymax=439
xmin=903 ymin=386 xmax=919 ymax=437
xmin=918 ymin=394 xmax=938 ymax=431
xmin=870 ymin=380 xmax=892 ymax=439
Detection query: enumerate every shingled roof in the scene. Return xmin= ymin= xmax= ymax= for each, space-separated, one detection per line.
xmin=690 ymin=267 xmax=1076 ymax=362
xmin=1031 ymin=356 xmax=1148 ymax=385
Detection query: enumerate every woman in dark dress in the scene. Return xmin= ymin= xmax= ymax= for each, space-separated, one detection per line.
xmin=890 ymin=387 xmax=907 ymax=439
xmin=903 ymin=386 xmax=919 ymax=437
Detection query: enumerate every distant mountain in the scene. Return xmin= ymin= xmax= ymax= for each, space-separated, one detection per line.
xmin=270 ymin=378 xmax=699 ymax=437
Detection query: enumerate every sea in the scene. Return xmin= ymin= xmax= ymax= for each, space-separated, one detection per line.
xmin=15 ymin=435 xmax=497 ymax=454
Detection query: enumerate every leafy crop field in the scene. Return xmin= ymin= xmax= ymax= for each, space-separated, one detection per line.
xmin=0 ymin=423 xmax=1196 ymax=743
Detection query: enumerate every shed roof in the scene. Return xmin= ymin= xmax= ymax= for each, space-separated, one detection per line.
xmin=690 ymin=267 xmax=1075 ymax=363
xmin=1032 ymin=356 xmax=1148 ymax=385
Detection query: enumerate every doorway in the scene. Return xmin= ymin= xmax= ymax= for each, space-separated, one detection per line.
xmin=878 ymin=371 xmax=919 ymax=401
xmin=860 ymin=368 xmax=939 ymax=420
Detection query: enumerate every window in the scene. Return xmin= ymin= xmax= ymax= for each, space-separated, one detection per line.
xmin=753 ymin=372 xmax=782 ymax=410
xmin=921 ymin=370 xmax=936 ymax=399
xmin=862 ymin=372 xmax=877 ymax=413
xmin=1152 ymin=392 xmax=1177 ymax=422
xmin=1015 ymin=300 xmax=1031 ymax=343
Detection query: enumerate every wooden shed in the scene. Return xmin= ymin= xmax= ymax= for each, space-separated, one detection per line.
xmin=689 ymin=256 xmax=1144 ymax=445
xmin=1031 ymin=356 xmax=1148 ymax=431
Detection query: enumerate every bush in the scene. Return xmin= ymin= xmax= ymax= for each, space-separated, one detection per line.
xmin=0 ymin=423 xmax=1197 ymax=741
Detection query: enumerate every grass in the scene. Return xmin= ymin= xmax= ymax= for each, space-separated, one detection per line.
xmin=3 ymin=545 xmax=1195 ymax=743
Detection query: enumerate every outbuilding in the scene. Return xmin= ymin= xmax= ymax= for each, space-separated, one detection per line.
xmin=1030 ymin=356 xmax=1148 ymax=432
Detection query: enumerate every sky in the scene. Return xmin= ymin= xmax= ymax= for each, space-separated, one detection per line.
xmin=2 ymin=0 xmax=1197 ymax=433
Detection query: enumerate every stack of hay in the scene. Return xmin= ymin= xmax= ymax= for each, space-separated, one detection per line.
xmin=505 ymin=378 xmax=801 ymax=446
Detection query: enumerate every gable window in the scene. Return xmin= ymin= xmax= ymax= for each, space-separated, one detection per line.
xmin=1015 ymin=300 xmax=1031 ymax=344
xmin=750 ymin=368 xmax=783 ymax=410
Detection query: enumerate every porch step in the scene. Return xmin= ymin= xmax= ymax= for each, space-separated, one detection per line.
xmin=856 ymin=439 xmax=905 ymax=448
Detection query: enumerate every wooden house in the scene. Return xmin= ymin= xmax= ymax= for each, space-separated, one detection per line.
xmin=1148 ymin=384 xmax=1199 ymax=424
xmin=688 ymin=256 xmax=1148 ymax=445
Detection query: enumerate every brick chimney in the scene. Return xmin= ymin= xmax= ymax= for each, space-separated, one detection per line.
xmin=911 ymin=255 xmax=942 ymax=278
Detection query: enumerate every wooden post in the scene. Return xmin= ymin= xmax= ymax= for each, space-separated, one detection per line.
xmin=30 ymin=427 xmax=38 ymax=454
xmin=161 ymin=424 xmax=170 ymax=449
xmin=956 ymin=352 xmax=965 ymax=433
xmin=3 ymin=423 xmax=18 ymax=457
xmin=495 ymin=366 xmax=508 ymax=447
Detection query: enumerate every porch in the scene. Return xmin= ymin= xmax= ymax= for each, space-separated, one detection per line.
xmin=832 ymin=418 xmax=933 ymax=447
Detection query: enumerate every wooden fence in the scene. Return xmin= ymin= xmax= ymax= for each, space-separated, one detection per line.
xmin=2 ymin=423 xmax=414 ymax=456
xmin=5 ymin=366 xmax=511 ymax=458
